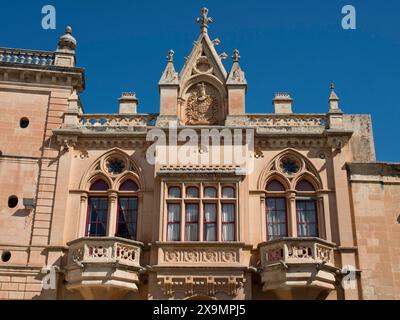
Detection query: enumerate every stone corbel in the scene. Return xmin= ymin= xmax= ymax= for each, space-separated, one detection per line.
xmin=57 ymin=136 xmax=78 ymax=152
xmin=207 ymin=276 xmax=216 ymax=296
xmin=326 ymin=136 xmax=351 ymax=152
xmin=158 ymin=277 xmax=174 ymax=297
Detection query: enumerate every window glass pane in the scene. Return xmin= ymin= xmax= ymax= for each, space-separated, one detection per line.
xmin=116 ymin=198 xmax=138 ymax=240
xmin=266 ymin=180 xmax=285 ymax=192
xmin=222 ymin=204 xmax=235 ymax=241
xmin=186 ymin=204 xmax=199 ymax=222
xmin=266 ymin=198 xmax=287 ymax=241
xmin=204 ymin=187 xmax=217 ymax=198
xmin=222 ymin=224 xmax=234 ymax=241
xmin=204 ymin=224 xmax=216 ymax=241
xmin=90 ymin=180 xmax=109 ymax=191
xmin=186 ymin=187 xmax=199 ymax=198
xmin=204 ymin=204 xmax=216 ymax=222
xmin=204 ymin=203 xmax=217 ymax=241
xmin=296 ymin=180 xmax=315 ymax=192
xmin=222 ymin=204 xmax=235 ymax=222
xmin=185 ymin=204 xmax=199 ymax=241
xmin=296 ymin=200 xmax=318 ymax=237
xmin=119 ymin=180 xmax=139 ymax=191
xmin=222 ymin=187 xmax=235 ymax=198
xmin=87 ymin=198 xmax=108 ymax=236
xmin=167 ymin=224 xmax=180 ymax=241
xmin=168 ymin=204 xmax=180 ymax=221
xmin=167 ymin=204 xmax=180 ymax=241
xmin=185 ymin=224 xmax=198 ymax=241
xmin=168 ymin=187 xmax=181 ymax=198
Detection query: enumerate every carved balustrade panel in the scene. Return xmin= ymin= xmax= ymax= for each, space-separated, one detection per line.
xmin=259 ymin=238 xmax=335 ymax=267
xmin=79 ymin=114 xmax=157 ymax=128
xmin=0 ymin=48 xmax=55 ymax=66
xmin=68 ymin=237 xmax=142 ymax=268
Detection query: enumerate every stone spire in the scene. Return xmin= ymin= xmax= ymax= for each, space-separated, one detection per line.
xmin=196 ymin=7 xmax=213 ymax=33
xmin=159 ymin=49 xmax=179 ymax=85
xmin=328 ymin=83 xmax=342 ymax=113
xmin=57 ymin=26 xmax=77 ymax=52
xmin=227 ymin=49 xmax=247 ymax=85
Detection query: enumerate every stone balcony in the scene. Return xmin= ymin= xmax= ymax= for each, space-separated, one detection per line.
xmin=258 ymin=237 xmax=339 ymax=300
xmin=152 ymin=242 xmax=248 ymax=299
xmin=65 ymin=237 xmax=144 ymax=299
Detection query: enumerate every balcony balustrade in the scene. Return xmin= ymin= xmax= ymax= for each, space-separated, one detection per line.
xmin=258 ymin=237 xmax=339 ymax=300
xmin=65 ymin=237 xmax=143 ymax=299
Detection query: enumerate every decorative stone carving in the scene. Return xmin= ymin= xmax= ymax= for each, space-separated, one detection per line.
xmin=157 ymin=275 xmax=245 ymax=298
xmin=163 ymin=248 xmax=238 ymax=264
xmin=185 ymin=82 xmax=219 ymax=125
xmin=67 ymin=237 xmax=142 ymax=268
xmin=193 ymin=56 xmax=213 ymax=75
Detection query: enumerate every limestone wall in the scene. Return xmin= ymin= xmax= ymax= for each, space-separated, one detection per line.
xmin=348 ymin=163 xmax=400 ymax=299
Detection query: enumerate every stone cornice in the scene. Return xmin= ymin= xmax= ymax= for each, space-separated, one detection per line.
xmin=0 ymin=62 xmax=85 ymax=91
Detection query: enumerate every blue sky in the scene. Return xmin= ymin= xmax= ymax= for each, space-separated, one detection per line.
xmin=1 ymin=0 xmax=399 ymax=161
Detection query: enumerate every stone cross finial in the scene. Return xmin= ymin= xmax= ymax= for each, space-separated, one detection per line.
xmin=167 ymin=49 xmax=175 ymax=63
xmin=196 ymin=7 xmax=213 ymax=33
xmin=232 ymin=49 xmax=241 ymax=62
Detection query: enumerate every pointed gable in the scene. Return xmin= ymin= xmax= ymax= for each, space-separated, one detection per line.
xmin=157 ymin=8 xmax=248 ymax=125
xmin=179 ymin=32 xmax=228 ymax=84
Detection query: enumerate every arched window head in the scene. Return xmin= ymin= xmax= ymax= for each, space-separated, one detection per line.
xmin=222 ymin=187 xmax=235 ymax=198
xmin=266 ymin=180 xmax=285 ymax=192
xmin=90 ymin=179 xmax=109 ymax=191
xmin=296 ymin=180 xmax=315 ymax=192
xmin=119 ymin=180 xmax=139 ymax=192
xmin=204 ymin=187 xmax=217 ymax=198
xmin=186 ymin=187 xmax=199 ymax=198
xmin=168 ymin=187 xmax=181 ymax=198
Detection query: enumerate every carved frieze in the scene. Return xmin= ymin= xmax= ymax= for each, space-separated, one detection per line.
xmin=162 ymin=248 xmax=238 ymax=264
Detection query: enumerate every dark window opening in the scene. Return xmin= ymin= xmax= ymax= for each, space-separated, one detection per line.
xmin=8 ymin=196 xmax=18 ymax=208
xmin=1 ymin=251 xmax=11 ymax=262
xmin=90 ymin=180 xmax=109 ymax=191
xmin=119 ymin=180 xmax=139 ymax=192
xmin=86 ymin=197 xmax=108 ymax=237
xmin=116 ymin=197 xmax=138 ymax=240
xmin=20 ymin=118 xmax=29 ymax=129
xmin=266 ymin=180 xmax=285 ymax=192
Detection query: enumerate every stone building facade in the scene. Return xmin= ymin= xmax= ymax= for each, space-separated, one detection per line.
xmin=0 ymin=8 xmax=399 ymax=300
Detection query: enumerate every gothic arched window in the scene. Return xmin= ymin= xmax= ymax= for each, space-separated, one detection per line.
xmin=295 ymin=179 xmax=318 ymax=237
xmin=116 ymin=180 xmax=139 ymax=240
xmin=86 ymin=179 xmax=109 ymax=237
xmin=265 ymin=180 xmax=288 ymax=241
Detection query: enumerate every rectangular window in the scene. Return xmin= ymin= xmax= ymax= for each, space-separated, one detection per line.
xmin=204 ymin=203 xmax=217 ymax=241
xmin=116 ymin=197 xmax=138 ymax=240
xmin=86 ymin=197 xmax=108 ymax=237
xmin=266 ymin=198 xmax=288 ymax=241
xmin=167 ymin=203 xmax=181 ymax=241
xmin=221 ymin=203 xmax=235 ymax=241
xmin=296 ymin=200 xmax=318 ymax=237
xmin=185 ymin=203 xmax=199 ymax=241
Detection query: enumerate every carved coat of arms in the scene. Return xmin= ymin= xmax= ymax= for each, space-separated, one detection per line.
xmin=185 ymin=82 xmax=218 ymax=125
